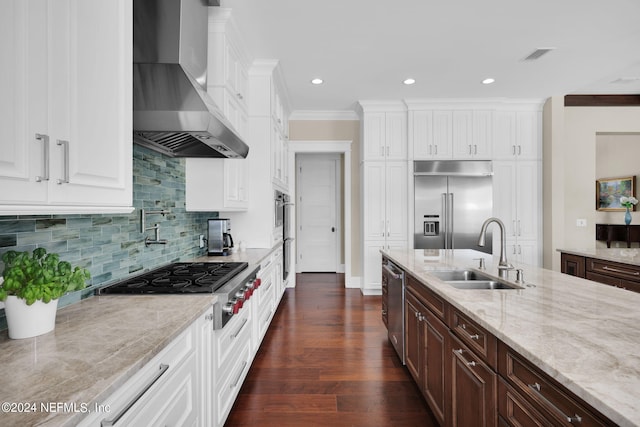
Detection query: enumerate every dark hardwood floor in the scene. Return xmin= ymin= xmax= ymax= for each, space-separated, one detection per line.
xmin=225 ymin=273 xmax=438 ymax=426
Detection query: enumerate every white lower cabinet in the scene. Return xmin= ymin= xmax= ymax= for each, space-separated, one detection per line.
xmin=213 ymin=301 xmax=253 ymax=427
xmin=77 ymin=310 xmax=205 ymax=427
xmin=79 ymin=252 xmax=287 ymax=427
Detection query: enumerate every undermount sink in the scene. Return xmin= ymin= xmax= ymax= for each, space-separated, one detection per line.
xmin=446 ymin=280 xmax=521 ymax=290
xmin=428 ymin=270 xmax=493 ymax=282
xmin=428 ymin=270 xmax=523 ymax=290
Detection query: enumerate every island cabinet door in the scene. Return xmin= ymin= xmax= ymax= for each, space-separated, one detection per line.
xmin=404 ymin=290 xmax=424 ymax=384
xmin=448 ymin=333 xmax=497 ymax=427
xmin=423 ymin=310 xmax=449 ymax=427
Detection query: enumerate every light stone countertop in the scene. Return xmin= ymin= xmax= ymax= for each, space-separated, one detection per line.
xmin=0 ymin=246 xmax=279 ymax=427
xmin=558 ymin=247 xmax=640 ymax=266
xmin=0 ymin=294 xmax=215 ymax=427
xmin=382 ymin=248 xmax=640 ymax=427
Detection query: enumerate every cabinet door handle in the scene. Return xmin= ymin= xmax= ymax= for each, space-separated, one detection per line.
xmin=469 ymin=144 xmax=472 ymax=155
xmin=512 ymin=145 xmax=516 ymax=155
xmin=56 ymin=140 xmax=69 ymax=184
xmin=602 ymin=265 xmax=640 ymax=276
xmin=434 ymin=145 xmax=438 ymax=155
xmin=35 ymin=134 xmax=50 ymax=182
xmin=528 ymin=383 xmax=583 ymax=424
xmin=101 ymin=364 xmax=169 ymax=427
xmin=474 ymin=144 xmax=478 ymax=154
xmin=518 ymin=145 xmax=522 ymax=156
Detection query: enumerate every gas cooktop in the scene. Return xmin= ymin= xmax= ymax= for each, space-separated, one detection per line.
xmin=99 ymin=262 xmax=249 ymax=294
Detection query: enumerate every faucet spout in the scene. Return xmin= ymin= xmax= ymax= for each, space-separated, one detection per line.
xmin=477 ymin=217 xmax=513 ymax=277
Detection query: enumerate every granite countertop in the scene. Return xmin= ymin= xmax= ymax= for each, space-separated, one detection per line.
xmin=382 ymin=248 xmax=640 ymax=427
xmin=558 ymin=247 xmax=640 ymax=267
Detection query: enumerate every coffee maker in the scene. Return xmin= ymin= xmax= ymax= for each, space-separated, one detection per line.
xmin=207 ymin=218 xmax=234 ymax=256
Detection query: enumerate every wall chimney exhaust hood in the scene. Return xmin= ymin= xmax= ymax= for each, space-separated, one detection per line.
xmin=133 ymin=0 xmax=249 ymax=158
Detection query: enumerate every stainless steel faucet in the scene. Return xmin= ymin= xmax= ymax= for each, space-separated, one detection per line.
xmin=477 ymin=217 xmax=513 ymax=278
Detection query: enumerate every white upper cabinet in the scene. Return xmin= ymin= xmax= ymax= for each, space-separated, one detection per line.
xmin=186 ymin=158 xmax=248 ymax=212
xmin=411 ymin=108 xmax=493 ymax=160
xmin=208 ymin=8 xmax=249 ymax=139
xmin=0 ymin=0 xmax=133 ymax=214
xmin=361 ymin=110 xmax=407 ymax=161
xmin=493 ymin=110 xmax=541 ymax=160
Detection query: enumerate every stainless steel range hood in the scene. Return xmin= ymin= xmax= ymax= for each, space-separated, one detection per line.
xmin=133 ymin=0 xmax=249 ymax=158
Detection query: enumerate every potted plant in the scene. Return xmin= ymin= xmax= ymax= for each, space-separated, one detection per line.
xmin=0 ymin=248 xmax=90 ymax=339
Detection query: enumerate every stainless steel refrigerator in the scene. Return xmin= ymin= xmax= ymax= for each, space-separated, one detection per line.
xmin=414 ymin=160 xmax=493 ymax=254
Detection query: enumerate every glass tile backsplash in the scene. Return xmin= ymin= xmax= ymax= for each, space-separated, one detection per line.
xmin=0 ymin=145 xmax=219 ymax=326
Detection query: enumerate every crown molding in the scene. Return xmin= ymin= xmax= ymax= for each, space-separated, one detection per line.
xmin=289 ymin=110 xmax=359 ymax=121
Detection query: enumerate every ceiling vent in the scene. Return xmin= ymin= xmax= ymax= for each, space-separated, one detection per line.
xmin=611 ymin=77 xmax=640 ymax=84
xmin=523 ymin=48 xmax=555 ymax=61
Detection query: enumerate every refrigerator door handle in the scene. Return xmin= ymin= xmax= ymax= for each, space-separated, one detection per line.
xmin=441 ymin=193 xmax=448 ymax=249
xmin=448 ymin=193 xmax=454 ymax=249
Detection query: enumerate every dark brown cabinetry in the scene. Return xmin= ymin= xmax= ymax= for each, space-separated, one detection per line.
xmin=498 ymin=342 xmax=610 ymax=427
xmin=449 ymin=333 xmax=497 ymax=427
xmin=405 ymin=276 xmax=449 ymax=426
xmin=388 ymin=261 xmax=615 ymax=427
xmin=560 ymin=253 xmax=585 ymax=278
xmin=560 ymin=252 xmax=640 ymax=294
xmin=595 ymin=223 xmax=640 ymax=248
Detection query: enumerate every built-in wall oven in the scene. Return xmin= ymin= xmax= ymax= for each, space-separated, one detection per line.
xmin=275 ymin=190 xmax=294 ymax=281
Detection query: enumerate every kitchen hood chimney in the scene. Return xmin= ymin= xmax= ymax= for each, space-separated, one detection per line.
xmin=133 ymin=0 xmax=249 ymax=158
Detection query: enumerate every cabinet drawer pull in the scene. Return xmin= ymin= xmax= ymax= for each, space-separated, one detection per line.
xmin=35 ymin=134 xmax=50 ymax=182
xmin=601 ymin=265 xmax=640 ymax=276
xmin=56 ymin=140 xmax=69 ymax=184
xmin=528 ymin=383 xmax=583 ymax=424
xmin=460 ymin=323 xmax=480 ymax=340
xmin=101 ymin=364 xmax=169 ymax=427
xmin=231 ymin=361 xmax=249 ymax=389
xmin=231 ymin=318 xmax=248 ymax=339
xmin=455 ymin=349 xmax=477 ymax=368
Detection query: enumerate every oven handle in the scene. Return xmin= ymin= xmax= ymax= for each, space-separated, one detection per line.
xmin=383 ymin=264 xmax=403 ymax=280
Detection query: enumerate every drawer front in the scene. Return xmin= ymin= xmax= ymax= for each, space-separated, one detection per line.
xmin=498 ymin=343 xmax=609 ymax=427
xmin=450 ymin=308 xmax=497 ymax=369
xmin=586 ymin=258 xmax=640 ymax=282
xmin=407 ymin=274 xmax=447 ymax=321
xmin=214 ymin=303 xmax=252 ymax=371
xmin=216 ymin=336 xmax=252 ymax=426
xmin=498 ymin=377 xmax=547 ymax=427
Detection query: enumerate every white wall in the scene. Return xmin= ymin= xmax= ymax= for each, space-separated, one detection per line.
xmin=544 ymin=99 xmax=640 ymax=270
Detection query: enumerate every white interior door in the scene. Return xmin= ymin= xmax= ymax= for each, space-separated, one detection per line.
xmin=297 ymin=154 xmax=340 ymax=272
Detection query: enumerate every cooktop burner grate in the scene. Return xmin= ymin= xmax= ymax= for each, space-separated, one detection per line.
xmin=100 ymin=262 xmax=249 ymax=294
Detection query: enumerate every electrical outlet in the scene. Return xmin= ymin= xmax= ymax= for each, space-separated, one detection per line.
xmin=576 ymin=219 xmax=587 ymax=227
xmin=199 ymin=234 xmax=205 ymax=248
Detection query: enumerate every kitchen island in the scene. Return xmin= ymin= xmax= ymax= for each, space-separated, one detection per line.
xmin=383 ymin=248 xmax=640 ymax=427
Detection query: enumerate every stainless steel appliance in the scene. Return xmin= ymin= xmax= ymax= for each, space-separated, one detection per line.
xmin=132 ymin=0 xmax=249 ymax=158
xmin=384 ymin=258 xmax=405 ymax=364
xmin=275 ymin=190 xmax=294 ymax=280
xmin=99 ymin=262 xmax=261 ymax=329
xmin=414 ymin=160 xmax=493 ymax=253
xmin=208 ymin=218 xmax=234 ymax=256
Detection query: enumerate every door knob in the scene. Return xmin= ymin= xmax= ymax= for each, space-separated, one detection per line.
xmin=331 ymin=227 xmax=335 ymax=232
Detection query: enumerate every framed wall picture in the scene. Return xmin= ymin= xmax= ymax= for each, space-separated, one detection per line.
xmin=596 ymin=176 xmax=636 ymax=211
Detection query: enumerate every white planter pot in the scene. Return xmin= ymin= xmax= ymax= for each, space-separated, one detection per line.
xmin=4 ymin=295 xmax=59 ymax=339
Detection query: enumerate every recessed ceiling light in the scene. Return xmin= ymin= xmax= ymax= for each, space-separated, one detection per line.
xmin=403 ymin=78 xmax=416 ymax=85
xmin=482 ymin=78 xmax=495 ymax=85
xmin=311 ymin=78 xmax=323 ymax=85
